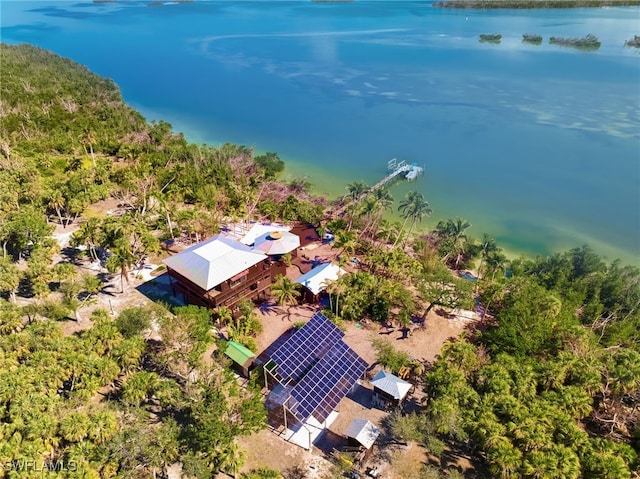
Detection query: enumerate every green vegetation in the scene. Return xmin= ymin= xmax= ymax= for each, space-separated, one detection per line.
xmin=2 ymin=42 xmax=638 ymax=478
xmin=550 ymin=34 xmax=601 ymax=50
xmin=523 ymin=33 xmax=543 ymax=45
xmin=378 ymin=245 xmax=640 ymax=478
xmin=270 ymin=274 xmax=302 ymax=307
xmin=0 ymin=305 xmax=266 ymax=477
xmin=625 ymin=35 xmax=640 ymax=47
xmin=435 ymin=0 xmax=640 ymax=8
xmin=479 ymin=33 xmax=502 ymax=44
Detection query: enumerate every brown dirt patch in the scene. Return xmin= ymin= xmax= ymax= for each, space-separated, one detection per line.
xmin=246 ymin=302 xmax=472 ymax=477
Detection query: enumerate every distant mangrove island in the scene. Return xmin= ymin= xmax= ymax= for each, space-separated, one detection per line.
xmin=476 ymin=33 xmax=610 ymax=51
xmin=550 ymin=34 xmax=602 ymax=50
xmin=626 ymin=35 xmax=640 ymax=47
xmin=479 ymin=33 xmax=502 ymax=44
xmin=522 ymin=34 xmax=543 ymax=45
xmin=435 ymin=0 xmax=640 ymax=8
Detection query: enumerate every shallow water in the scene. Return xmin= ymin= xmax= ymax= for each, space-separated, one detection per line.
xmin=2 ymin=1 xmax=639 ymax=264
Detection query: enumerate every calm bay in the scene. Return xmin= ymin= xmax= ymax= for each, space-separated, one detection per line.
xmin=2 ymin=1 xmax=639 ymax=264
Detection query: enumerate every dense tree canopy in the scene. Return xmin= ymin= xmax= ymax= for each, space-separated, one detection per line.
xmin=2 ymin=42 xmax=638 ymax=479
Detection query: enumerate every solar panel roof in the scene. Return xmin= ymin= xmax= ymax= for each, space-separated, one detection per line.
xmin=288 ymin=341 xmax=368 ymax=424
xmin=269 ymin=312 xmax=344 ymax=383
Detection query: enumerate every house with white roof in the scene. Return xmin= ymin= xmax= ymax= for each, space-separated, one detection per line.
xmin=163 ymin=234 xmax=274 ymax=311
xmin=295 ymin=262 xmax=346 ymax=303
xmin=370 ymin=370 xmax=413 ymax=410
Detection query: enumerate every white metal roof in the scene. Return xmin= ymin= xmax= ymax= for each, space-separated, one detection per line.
xmin=163 ymin=235 xmax=267 ymax=290
xmin=239 ymin=223 xmax=291 ymax=246
xmin=295 ymin=263 xmax=346 ymax=295
xmin=343 ymin=418 xmax=380 ymax=449
xmin=371 ymin=370 xmax=412 ymax=401
xmin=253 ymin=230 xmax=300 ymax=255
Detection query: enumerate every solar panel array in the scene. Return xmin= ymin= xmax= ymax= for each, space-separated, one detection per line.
xmin=269 ymin=312 xmax=344 ymax=383
xmin=289 ymin=341 xmax=368 ymax=424
xmin=267 ymin=312 xmax=369 ymax=425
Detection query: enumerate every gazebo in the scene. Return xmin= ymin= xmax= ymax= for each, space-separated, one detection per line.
xmin=253 ymin=230 xmax=300 ymax=257
xmin=370 ymin=370 xmax=412 ymax=410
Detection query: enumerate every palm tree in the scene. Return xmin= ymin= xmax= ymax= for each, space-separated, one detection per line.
xmin=376 ymin=219 xmax=400 ymax=246
xmin=486 ymin=437 xmax=522 ymax=479
xmin=60 ymin=412 xmax=90 ymax=443
xmin=153 ymin=190 xmax=176 ymax=240
xmin=47 ymin=188 xmax=66 ymax=226
xmin=345 ymin=180 xmax=369 ymax=203
xmin=356 ymin=195 xmax=378 ymax=238
xmin=270 ymin=274 xmax=301 ymax=307
xmin=402 ymin=194 xmax=432 ymax=248
xmin=373 ymin=188 xmax=393 ymax=230
xmin=438 ymin=218 xmax=471 ymax=268
xmin=219 ymin=442 xmax=246 ymax=479
xmin=344 ymin=181 xmax=369 ymax=230
xmin=215 ymin=306 xmax=233 ymax=327
xmin=393 ymin=191 xmax=422 ymax=247
xmin=105 ymin=241 xmax=137 ymax=293
xmin=326 ymin=280 xmax=347 ymax=317
xmin=477 ymin=233 xmax=498 ymax=279
xmin=486 ymin=251 xmax=509 ymax=281
xmin=334 ymin=230 xmax=357 ymax=257
xmin=540 ymin=294 xmax=562 ymax=319
xmin=0 ymin=256 xmax=22 ymax=303
xmin=359 ymin=188 xmax=394 ymax=238
xmin=72 ymin=217 xmax=104 ymax=263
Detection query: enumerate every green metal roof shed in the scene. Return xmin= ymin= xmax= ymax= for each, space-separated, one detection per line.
xmin=224 ymin=341 xmax=256 ymax=377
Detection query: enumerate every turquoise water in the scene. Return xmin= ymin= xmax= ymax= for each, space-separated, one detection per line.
xmin=2 ymin=1 xmax=639 ymax=264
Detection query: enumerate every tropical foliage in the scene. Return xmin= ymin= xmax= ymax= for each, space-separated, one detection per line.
xmin=0 ymin=305 xmax=266 ymax=478
xmin=2 ymin=42 xmax=638 ymax=479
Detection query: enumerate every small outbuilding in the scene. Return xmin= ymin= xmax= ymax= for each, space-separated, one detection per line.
xmin=295 ymin=262 xmax=346 ymax=303
xmin=224 ymin=341 xmax=256 ymax=378
xmin=344 ymin=418 xmax=380 ymax=452
xmin=370 ymin=370 xmax=412 ymax=410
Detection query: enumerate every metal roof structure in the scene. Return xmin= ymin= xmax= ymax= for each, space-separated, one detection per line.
xmin=371 ymin=370 xmax=412 ymax=401
xmin=267 ymin=312 xmax=368 ymax=425
xmin=224 ymin=341 xmax=256 ymax=367
xmin=295 ymin=263 xmax=346 ymax=296
xmin=344 ymin=419 xmax=380 ymax=449
xmin=239 ymin=223 xmax=291 ymax=246
xmin=162 ymin=235 xmax=267 ymax=290
xmin=253 ymin=230 xmax=300 ymax=255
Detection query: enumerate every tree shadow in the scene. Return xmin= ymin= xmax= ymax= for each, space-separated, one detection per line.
xmin=59 ymin=246 xmax=83 ymax=264
xmin=346 ymin=383 xmax=374 ymax=409
xmin=135 ymin=272 xmax=185 ymax=308
xmin=97 ymin=272 xmax=118 ymax=296
xmin=401 ymin=393 xmax=424 ymax=416
xmin=437 ymin=439 xmax=489 ymax=478
xmin=258 ymin=300 xmax=279 ymax=315
xmin=314 ymin=428 xmax=347 ymax=457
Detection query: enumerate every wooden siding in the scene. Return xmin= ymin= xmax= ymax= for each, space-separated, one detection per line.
xmin=167 ymin=259 xmax=274 ymax=310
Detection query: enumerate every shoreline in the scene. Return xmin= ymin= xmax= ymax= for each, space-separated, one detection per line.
xmin=133 ymin=100 xmax=639 ymax=269
xmin=281 ymin=155 xmax=639 ymax=266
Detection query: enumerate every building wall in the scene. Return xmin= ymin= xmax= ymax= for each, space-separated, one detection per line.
xmin=167 ymin=259 xmax=273 ymax=311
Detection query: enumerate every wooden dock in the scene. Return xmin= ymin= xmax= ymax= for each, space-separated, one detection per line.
xmin=330 ymin=160 xmax=423 ymax=218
